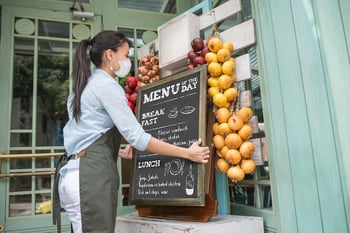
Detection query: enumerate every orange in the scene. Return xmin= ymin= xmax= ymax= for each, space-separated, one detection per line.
xmin=208 ymin=62 xmax=222 ymax=76
xmin=224 ymin=101 xmax=231 ymax=109
xmin=238 ymin=123 xmax=253 ymax=141
xmin=207 ymin=77 xmax=219 ymax=87
xmin=240 ymin=159 xmax=256 ymax=174
xmin=208 ymin=37 xmax=223 ymax=53
xmin=223 ymin=41 xmax=234 ymax=53
xmin=212 ymin=122 xmax=220 ymax=135
xmin=221 ymin=60 xmax=235 ymax=75
xmin=225 ymin=149 xmax=241 ymax=165
xmin=227 ymin=166 xmax=245 ymax=181
xmin=207 ymin=86 xmax=220 ymax=98
xmin=220 ymin=145 xmax=229 ymax=159
xmin=205 ymin=52 xmax=218 ymax=63
xmin=224 ymin=87 xmax=238 ymax=102
xmin=212 ymin=93 xmax=227 ymax=108
xmin=215 ymin=107 xmax=231 ymax=123
xmin=216 ymin=48 xmax=231 ymax=63
xmin=228 ymin=114 xmax=244 ymax=131
xmin=218 ymin=122 xmax=232 ymax=137
xmin=217 ymin=158 xmax=230 ymax=174
xmin=218 ymin=74 xmax=234 ymax=90
xmin=224 ymin=133 xmax=243 ymax=149
xmin=239 ymin=141 xmax=255 ymax=159
xmin=238 ymin=107 xmax=253 ymax=123
xmin=213 ymin=134 xmax=225 ymax=150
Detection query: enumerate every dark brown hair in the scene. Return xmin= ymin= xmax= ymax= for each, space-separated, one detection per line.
xmin=71 ymin=30 xmax=132 ymax=120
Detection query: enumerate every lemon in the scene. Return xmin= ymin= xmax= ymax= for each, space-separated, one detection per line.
xmin=208 ymin=62 xmax=222 ymax=76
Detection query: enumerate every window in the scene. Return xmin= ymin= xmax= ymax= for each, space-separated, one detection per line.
xmin=118 ymin=0 xmax=176 ymax=13
xmin=118 ymin=28 xmax=158 ymax=77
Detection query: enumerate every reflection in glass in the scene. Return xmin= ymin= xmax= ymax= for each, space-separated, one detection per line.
xmin=10 ymin=176 xmax=31 ymax=192
xmin=118 ymin=0 xmax=176 ymax=13
xmin=260 ymin=185 xmax=272 ymax=209
xmin=9 ymin=195 xmax=32 ymax=217
xmin=36 ymin=40 xmax=69 ymax=146
xmin=241 ymin=184 xmax=255 ymax=206
xmin=38 ymin=40 xmax=70 ymax=54
xmin=35 ymin=157 xmax=51 ymax=169
xmin=12 ymin=38 xmax=34 ymax=130
xmin=229 ymin=182 xmax=255 ymax=206
xmin=118 ymin=28 xmax=134 ymax=43
xmin=10 ymin=157 xmax=31 ymax=170
xmin=136 ymin=29 xmax=146 ymax=47
xmin=38 ymin=20 xmax=69 ymax=38
xmin=35 ymin=194 xmax=52 ymax=215
xmin=35 ymin=175 xmax=51 ymax=190
xmin=10 ymin=133 xmax=32 ymax=147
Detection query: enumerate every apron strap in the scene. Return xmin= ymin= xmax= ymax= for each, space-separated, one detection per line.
xmin=52 ymin=154 xmax=69 ymax=233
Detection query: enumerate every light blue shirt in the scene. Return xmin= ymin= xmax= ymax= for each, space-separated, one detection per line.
xmin=61 ymin=68 xmax=151 ymax=175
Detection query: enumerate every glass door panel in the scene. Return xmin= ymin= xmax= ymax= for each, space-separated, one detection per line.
xmin=12 ymin=37 xmax=34 ymax=132
xmin=36 ymin=39 xmax=69 ymax=147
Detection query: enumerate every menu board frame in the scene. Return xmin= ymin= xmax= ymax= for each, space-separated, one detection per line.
xmin=129 ymin=65 xmax=208 ymax=206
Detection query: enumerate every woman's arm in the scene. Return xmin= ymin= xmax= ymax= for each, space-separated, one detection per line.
xmin=119 ymin=138 xmax=211 ymax=163
xmin=146 ymin=137 xmax=210 ymax=164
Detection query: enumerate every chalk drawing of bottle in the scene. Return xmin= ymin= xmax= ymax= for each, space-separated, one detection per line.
xmin=185 ymin=164 xmax=194 ymax=195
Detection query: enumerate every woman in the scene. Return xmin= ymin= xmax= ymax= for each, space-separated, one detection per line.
xmin=54 ymin=30 xmax=210 ymax=233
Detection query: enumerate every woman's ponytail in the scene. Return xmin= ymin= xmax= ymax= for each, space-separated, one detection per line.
xmin=71 ymin=39 xmax=91 ymax=121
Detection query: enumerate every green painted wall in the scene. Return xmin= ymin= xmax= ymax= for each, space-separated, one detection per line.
xmin=252 ymin=0 xmax=350 ymax=232
xmin=0 ymin=0 xmax=349 ymax=232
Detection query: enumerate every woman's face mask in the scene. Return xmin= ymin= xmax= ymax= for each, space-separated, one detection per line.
xmin=114 ymin=58 xmax=131 ymax=78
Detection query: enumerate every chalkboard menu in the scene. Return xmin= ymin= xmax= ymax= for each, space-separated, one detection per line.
xmin=129 ymin=65 xmax=208 ymax=206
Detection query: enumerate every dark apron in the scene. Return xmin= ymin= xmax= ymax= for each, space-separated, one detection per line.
xmin=53 ymin=127 xmax=121 ymax=233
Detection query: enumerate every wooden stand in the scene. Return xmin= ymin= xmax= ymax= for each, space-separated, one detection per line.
xmin=136 ymin=193 xmax=217 ymax=222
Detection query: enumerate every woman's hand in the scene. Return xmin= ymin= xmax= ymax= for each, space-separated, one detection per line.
xmin=119 ymin=144 xmax=133 ymax=160
xmin=187 ymin=138 xmax=210 ymax=164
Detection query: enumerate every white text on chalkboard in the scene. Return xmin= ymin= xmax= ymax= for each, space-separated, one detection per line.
xmin=142 ymin=78 xmax=198 ymax=104
xmin=138 ymin=159 xmax=161 ymax=169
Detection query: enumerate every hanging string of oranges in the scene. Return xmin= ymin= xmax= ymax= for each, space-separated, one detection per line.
xmin=190 ymin=29 xmax=257 ymax=183
xmin=206 ymin=36 xmax=238 ymax=109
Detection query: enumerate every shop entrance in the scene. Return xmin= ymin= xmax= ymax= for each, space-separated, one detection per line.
xmin=0 ymin=7 xmax=100 ymax=232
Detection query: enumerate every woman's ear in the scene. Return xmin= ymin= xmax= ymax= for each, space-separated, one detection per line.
xmin=105 ymin=49 xmax=114 ymax=62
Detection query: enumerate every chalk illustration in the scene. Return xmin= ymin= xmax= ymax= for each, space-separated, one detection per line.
xmin=180 ymin=105 xmax=195 ymax=115
xmin=167 ymin=107 xmax=178 ymax=118
xmin=185 ymin=164 xmax=194 ymax=195
xmin=164 ymin=159 xmax=184 ymax=176
xmin=167 ymin=105 xmax=196 ymax=119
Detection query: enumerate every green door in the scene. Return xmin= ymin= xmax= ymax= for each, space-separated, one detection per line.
xmin=0 ymin=5 xmax=101 ymax=232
